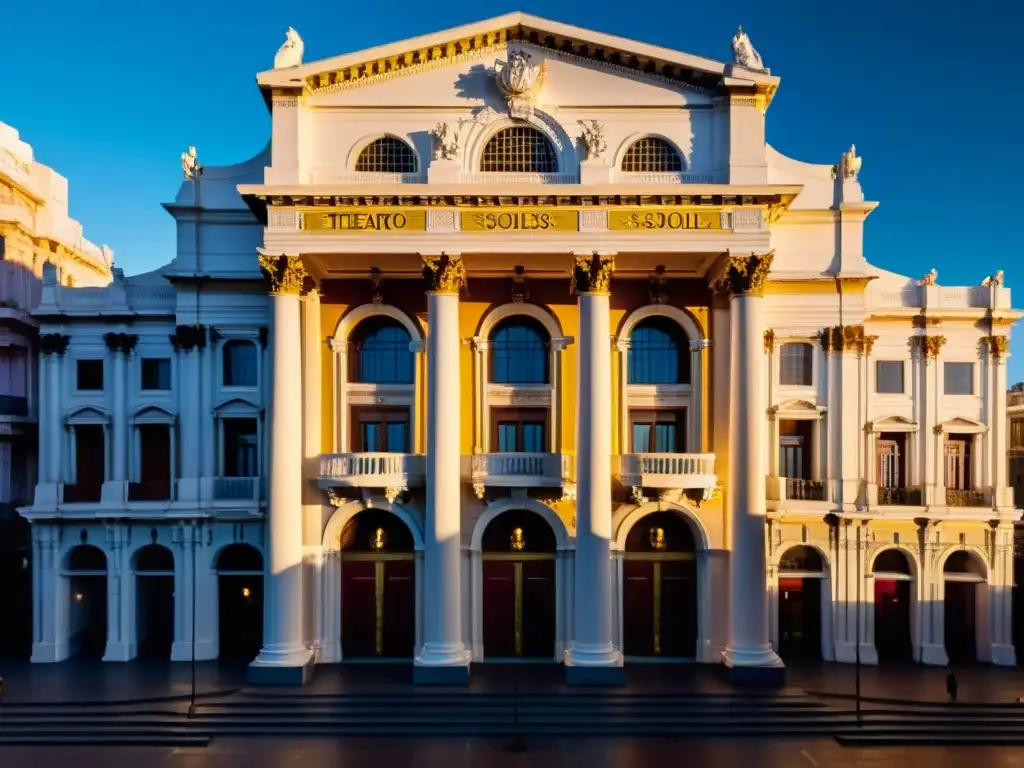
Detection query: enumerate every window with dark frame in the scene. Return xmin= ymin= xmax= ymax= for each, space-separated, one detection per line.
xmin=876 ymin=360 xmax=904 ymax=394
xmin=779 ymin=343 xmax=813 ymax=386
xmin=480 ymin=126 xmax=558 ymax=173
xmin=223 ymin=340 xmax=258 ymax=387
xmin=1012 ymin=418 xmax=1024 ymax=451
xmin=627 ymin=318 xmax=689 ymax=384
xmin=352 ymin=408 xmax=410 ymax=453
xmin=352 ymin=319 xmax=414 ymax=384
xmin=944 ymin=362 xmax=974 ymax=395
xmin=223 ymin=418 xmax=259 ymax=477
xmin=489 ymin=317 xmax=549 ymax=384
xmin=620 ymin=137 xmax=683 ymax=173
xmin=779 ymin=420 xmax=813 ymax=479
xmin=629 ymin=409 xmax=685 ymax=453
xmin=492 ymin=408 xmax=546 ymax=453
xmin=354 ymin=137 xmax=418 ymax=173
xmin=76 ymin=359 xmax=104 ymax=391
xmin=141 ymin=358 xmax=171 ymax=391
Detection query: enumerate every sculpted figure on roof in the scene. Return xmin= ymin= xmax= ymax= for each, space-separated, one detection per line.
xmin=731 ymin=25 xmax=765 ymax=71
xmin=274 ymin=27 xmax=304 ymax=69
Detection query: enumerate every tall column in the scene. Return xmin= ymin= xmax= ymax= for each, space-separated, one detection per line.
xmin=689 ymin=338 xmax=710 ymax=452
xmin=250 ymin=254 xmax=314 ymax=684
xmin=173 ymin=326 xmax=205 ymax=502
xmin=920 ymin=335 xmax=946 ymax=505
xmin=415 ymin=253 xmax=471 ymax=684
xmin=565 ymin=252 xmax=623 ymax=685
xmin=722 ymin=253 xmax=784 ymax=683
xmin=989 ymin=336 xmax=1012 ymax=507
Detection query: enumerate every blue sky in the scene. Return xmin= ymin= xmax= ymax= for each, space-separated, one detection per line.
xmin=4 ymin=0 xmax=1022 ymax=379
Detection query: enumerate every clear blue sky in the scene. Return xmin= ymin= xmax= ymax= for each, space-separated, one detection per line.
xmin=4 ymin=0 xmax=1022 ymax=379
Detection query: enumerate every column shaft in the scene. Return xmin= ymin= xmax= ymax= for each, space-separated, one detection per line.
xmin=48 ymin=355 xmax=62 ymax=484
xmin=112 ymin=354 xmax=128 ymax=481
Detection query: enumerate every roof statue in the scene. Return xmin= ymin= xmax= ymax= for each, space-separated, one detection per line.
xmin=832 ymin=144 xmax=862 ymax=180
xmin=492 ymin=50 xmax=543 ymax=117
xmin=731 ymin=25 xmax=765 ymax=71
xmin=918 ymin=269 xmax=938 ymax=287
xmin=181 ymin=146 xmax=201 ymax=181
xmin=982 ymin=270 xmax=1005 ymax=287
xmin=274 ymin=27 xmax=304 ymax=69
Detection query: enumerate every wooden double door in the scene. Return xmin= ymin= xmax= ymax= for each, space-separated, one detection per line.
xmin=623 ymin=556 xmax=697 ymax=658
xmin=341 ymin=555 xmax=415 ymax=658
xmin=482 ymin=556 xmax=556 ymax=659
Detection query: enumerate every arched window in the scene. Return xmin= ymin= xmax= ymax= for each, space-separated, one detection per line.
xmin=216 ymin=543 xmax=264 ymax=572
xmin=66 ymin=545 xmax=106 ymax=572
xmin=481 ymin=126 xmax=558 ymax=173
xmin=490 ymin=317 xmax=549 ymax=384
xmin=873 ymin=549 xmax=912 ymax=575
xmin=134 ymin=544 xmax=174 ymax=572
xmin=628 ymin=317 xmax=689 ymax=384
xmin=351 ymin=318 xmax=414 ymax=384
xmin=621 ymin=137 xmax=683 ymax=172
xmin=355 ymin=137 xmax=418 ymax=173
xmin=223 ymin=340 xmax=258 ymax=387
xmin=779 ymin=545 xmax=823 ymax=573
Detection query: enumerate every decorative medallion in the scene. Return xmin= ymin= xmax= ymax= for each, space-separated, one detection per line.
xmin=649 ymin=527 xmax=666 ymax=551
xmin=492 ymin=50 xmax=544 ymax=117
xmin=422 ymin=253 xmax=467 ymax=294
xmin=510 ymin=527 xmax=526 ymax=552
xmin=571 ymin=252 xmax=614 ymax=295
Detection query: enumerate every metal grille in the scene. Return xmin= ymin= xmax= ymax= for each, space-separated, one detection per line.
xmin=481 ymin=127 xmax=558 ymax=173
xmin=621 ymin=137 xmax=683 ymax=172
xmin=355 ymin=137 xmax=418 ymax=173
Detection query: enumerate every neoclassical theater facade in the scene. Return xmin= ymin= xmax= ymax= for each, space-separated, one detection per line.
xmin=18 ymin=13 xmax=1021 ymax=682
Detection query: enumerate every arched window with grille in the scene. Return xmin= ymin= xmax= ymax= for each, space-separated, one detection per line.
xmin=351 ymin=318 xmax=414 ymax=384
xmin=621 ymin=137 xmax=683 ymax=173
xmin=628 ymin=317 xmax=689 ymax=384
xmin=480 ymin=126 xmax=558 ymax=173
xmin=354 ymin=137 xmax=418 ymax=173
xmin=489 ymin=317 xmax=550 ymax=384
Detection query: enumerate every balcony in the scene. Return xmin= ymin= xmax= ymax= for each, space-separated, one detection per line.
xmin=213 ymin=476 xmax=264 ymax=501
xmin=62 ymin=483 xmax=102 ymax=503
xmin=467 ymin=453 xmax=572 ymax=490
xmin=945 ymin=488 xmax=988 ymax=507
xmin=127 ymin=481 xmax=173 ymax=502
xmin=619 ymin=453 xmax=717 ymax=490
xmin=0 ymin=395 xmax=28 ymax=417
xmin=318 ymin=453 xmax=425 ymax=489
xmin=878 ymin=487 xmax=923 ymax=506
xmin=785 ymin=478 xmax=826 ymax=501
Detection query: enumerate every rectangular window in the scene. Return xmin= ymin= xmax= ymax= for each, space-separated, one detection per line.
xmin=63 ymin=424 xmax=105 ymax=502
xmin=944 ymin=437 xmax=971 ymax=489
xmin=76 ymin=359 xmax=104 ymax=391
xmin=944 ymin=362 xmax=974 ymax=395
xmin=779 ymin=343 xmax=813 ymax=386
xmin=223 ymin=418 xmax=259 ymax=476
xmin=778 ymin=420 xmax=813 ymax=479
xmin=876 ymin=361 xmax=904 ymax=394
xmin=1012 ymin=419 xmax=1024 ymax=451
xmin=491 ymin=408 xmax=547 ymax=453
xmin=141 ymin=358 xmax=171 ymax=390
xmin=129 ymin=423 xmax=172 ymax=501
xmin=629 ymin=409 xmax=684 ymax=453
xmin=351 ymin=408 xmax=410 ymax=453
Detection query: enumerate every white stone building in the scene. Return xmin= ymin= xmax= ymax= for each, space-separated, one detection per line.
xmin=18 ymin=13 xmax=1021 ymax=682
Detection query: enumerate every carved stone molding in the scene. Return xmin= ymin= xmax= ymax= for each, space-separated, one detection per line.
xmin=571 ymin=252 xmax=614 ymax=295
xmin=39 ymin=333 xmax=71 ymax=356
xmin=259 ymin=254 xmax=310 ymax=296
xmin=422 ymin=253 xmax=467 ymax=294
xmin=103 ymin=332 xmax=139 ymax=356
xmin=724 ymin=252 xmax=772 ymax=296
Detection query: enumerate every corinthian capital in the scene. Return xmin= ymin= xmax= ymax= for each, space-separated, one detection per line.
xmin=258 ymin=254 xmax=310 ymax=296
xmin=571 ymin=252 xmax=615 ymax=295
xmin=422 ymin=253 xmax=466 ymax=294
xmin=724 ymin=251 xmax=773 ymax=296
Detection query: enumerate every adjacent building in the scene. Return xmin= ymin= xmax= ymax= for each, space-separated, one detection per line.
xmin=0 ymin=122 xmax=112 ymax=656
xmin=17 ymin=14 xmax=1021 ymax=682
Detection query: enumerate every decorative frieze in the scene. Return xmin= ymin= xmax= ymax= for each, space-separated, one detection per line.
xmin=258 ymin=254 xmax=310 ymax=296
xmin=571 ymin=252 xmax=614 ymax=295
xmin=169 ymin=325 xmax=207 ymax=352
xmin=39 ymin=333 xmax=71 ymax=356
xmin=103 ymin=332 xmax=139 ymax=356
xmin=421 ymin=253 xmax=467 ymax=294
xmin=723 ymin=252 xmax=772 ymax=296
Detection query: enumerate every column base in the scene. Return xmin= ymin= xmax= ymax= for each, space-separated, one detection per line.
xmin=564 ymin=643 xmax=624 ymax=686
xmin=920 ymin=643 xmax=948 ymax=667
xmin=722 ymin=645 xmax=785 ymax=686
xmin=102 ymin=640 xmax=134 ymax=662
xmin=413 ymin=643 xmax=472 ymax=685
xmin=991 ymin=643 xmax=1017 ymax=667
xmin=248 ymin=644 xmax=315 ymax=685
xmin=31 ymin=641 xmax=67 ymax=664
xmin=834 ymin=642 xmax=878 ymax=665
xmin=171 ymin=639 xmax=218 ymax=662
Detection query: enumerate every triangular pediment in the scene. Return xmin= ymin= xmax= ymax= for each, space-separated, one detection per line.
xmin=64 ymin=406 xmax=109 ymax=424
xmin=774 ymin=399 xmax=824 ymax=416
xmin=258 ymin=13 xmax=778 ymax=105
xmin=939 ymin=417 xmax=987 ymax=434
xmin=872 ymin=415 xmax=917 ymax=432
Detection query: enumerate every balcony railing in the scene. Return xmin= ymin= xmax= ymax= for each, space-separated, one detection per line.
xmin=318 ymin=453 xmax=425 ymax=488
xmin=62 ymin=483 xmax=102 ymax=503
xmin=619 ymin=453 xmax=717 ymax=490
xmin=467 ymin=453 xmax=571 ymax=488
xmin=945 ymin=488 xmax=988 ymax=507
xmin=127 ymin=481 xmax=172 ymax=502
xmin=878 ymin=487 xmax=923 ymax=506
xmin=213 ymin=476 xmax=263 ymax=501
xmin=785 ymin=478 xmax=826 ymax=501
xmin=0 ymin=395 xmax=28 ymax=417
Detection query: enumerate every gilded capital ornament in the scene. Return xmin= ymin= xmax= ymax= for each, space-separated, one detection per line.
xmin=259 ymin=254 xmax=309 ymax=296
xmin=39 ymin=333 xmax=71 ymax=356
xmin=724 ymin=252 xmax=773 ymax=296
xmin=763 ymin=329 xmax=775 ymax=354
xmin=422 ymin=253 xmax=467 ymax=294
xmin=571 ymin=252 xmax=615 ymax=294
xmin=820 ymin=324 xmax=868 ymax=353
xmin=914 ymin=334 xmax=946 ymax=360
xmin=985 ymin=335 xmax=1010 ymax=360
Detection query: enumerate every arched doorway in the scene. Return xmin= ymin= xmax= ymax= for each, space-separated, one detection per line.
xmin=341 ymin=510 xmax=415 ymax=659
xmin=623 ymin=511 xmax=697 ymax=658
xmin=64 ymin=545 xmax=107 ymax=659
xmin=777 ymin=546 xmax=824 ymax=659
xmin=944 ymin=550 xmax=987 ymax=664
xmin=872 ymin=549 xmax=914 ymax=662
xmin=216 ymin=544 xmax=263 ymax=660
xmin=481 ymin=509 xmax=556 ymax=659
xmin=134 ymin=545 xmax=175 ymax=658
